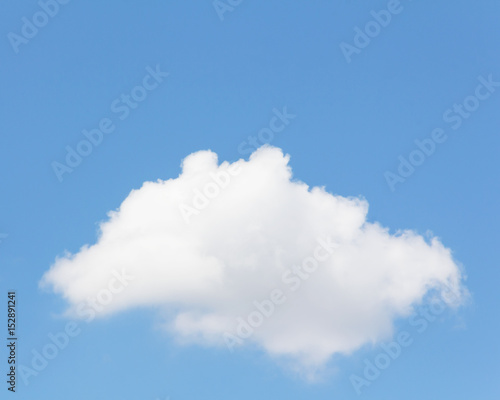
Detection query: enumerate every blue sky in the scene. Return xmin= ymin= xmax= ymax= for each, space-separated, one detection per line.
xmin=1 ymin=1 xmax=500 ymax=399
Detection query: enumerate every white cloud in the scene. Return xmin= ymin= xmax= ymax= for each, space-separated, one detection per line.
xmin=41 ymin=146 xmax=467 ymax=373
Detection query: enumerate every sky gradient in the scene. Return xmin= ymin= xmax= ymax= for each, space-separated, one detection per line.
xmin=1 ymin=1 xmax=500 ymax=399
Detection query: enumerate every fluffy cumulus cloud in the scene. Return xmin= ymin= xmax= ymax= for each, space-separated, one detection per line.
xmin=41 ymin=146 xmax=467 ymax=373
